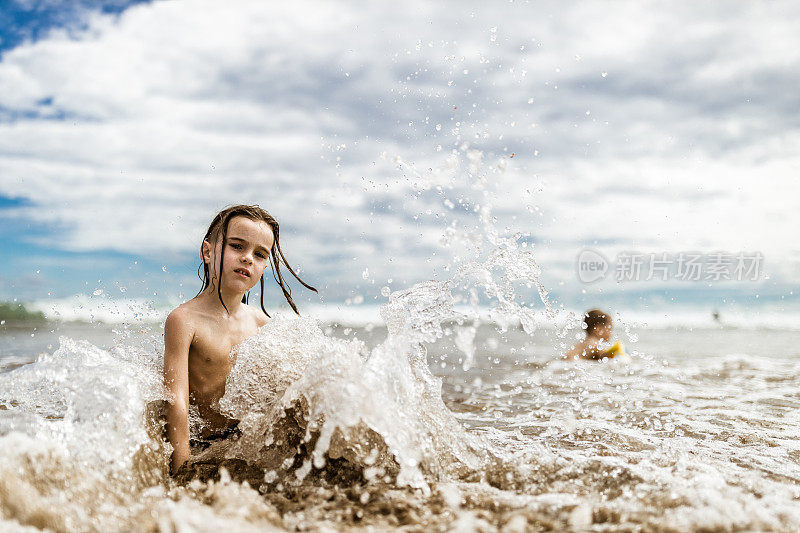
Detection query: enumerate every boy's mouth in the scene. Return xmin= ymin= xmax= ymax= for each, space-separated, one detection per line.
xmin=233 ymin=268 xmax=251 ymax=278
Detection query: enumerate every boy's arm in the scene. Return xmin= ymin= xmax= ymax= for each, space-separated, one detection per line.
xmin=163 ymin=309 xmax=193 ymax=474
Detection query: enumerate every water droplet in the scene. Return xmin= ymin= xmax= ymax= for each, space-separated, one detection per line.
xmin=381 ymin=286 xmax=391 ymax=297
xmin=362 ymin=268 xmax=370 ymax=280
xmin=601 ymin=71 xmax=608 ymax=78
xmin=93 ymin=289 xmax=103 ymax=296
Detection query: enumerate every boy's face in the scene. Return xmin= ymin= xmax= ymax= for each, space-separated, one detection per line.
xmin=594 ymin=323 xmax=612 ymax=341
xmin=203 ymin=216 xmax=275 ymax=292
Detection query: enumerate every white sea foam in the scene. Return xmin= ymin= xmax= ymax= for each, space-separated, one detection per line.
xmin=220 ymin=282 xmax=489 ymax=491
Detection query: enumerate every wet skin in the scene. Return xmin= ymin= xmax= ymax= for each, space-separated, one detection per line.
xmin=564 ymin=324 xmax=614 ymax=360
xmin=163 ymin=216 xmax=273 ymax=473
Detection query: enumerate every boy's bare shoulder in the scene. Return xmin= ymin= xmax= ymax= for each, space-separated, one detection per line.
xmin=165 ymin=302 xmax=202 ymax=333
xmin=163 ymin=305 xmax=200 ymax=356
xmin=247 ymin=305 xmax=270 ymax=328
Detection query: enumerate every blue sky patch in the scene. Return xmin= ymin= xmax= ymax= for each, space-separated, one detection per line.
xmin=0 ymin=194 xmax=31 ymax=209
xmin=0 ymin=0 xmax=152 ymax=55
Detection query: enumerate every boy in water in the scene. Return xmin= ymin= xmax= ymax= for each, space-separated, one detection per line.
xmin=564 ymin=309 xmax=621 ymax=361
xmin=163 ymin=205 xmax=315 ymax=474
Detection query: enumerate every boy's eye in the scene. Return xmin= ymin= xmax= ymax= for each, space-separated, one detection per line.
xmin=256 ymin=252 xmax=267 ymax=258
xmin=229 ymin=243 xmax=242 ymax=249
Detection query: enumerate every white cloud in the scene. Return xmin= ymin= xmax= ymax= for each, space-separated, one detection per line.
xmin=0 ymin=0 xmax=798 ymax=301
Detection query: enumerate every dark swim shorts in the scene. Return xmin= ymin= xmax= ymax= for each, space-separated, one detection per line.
xmin=189 ymin=423 xmax=241 ymax=451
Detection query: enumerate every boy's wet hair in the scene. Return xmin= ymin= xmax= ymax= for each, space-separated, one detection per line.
xmin=197 ymin=204 xmax=317 ymax=317
xmin=584 ymin=309 xmax=611 ymax=335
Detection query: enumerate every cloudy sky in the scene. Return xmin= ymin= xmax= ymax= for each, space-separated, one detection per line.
xmin=0 ymin=0 xmax=797 ymax=313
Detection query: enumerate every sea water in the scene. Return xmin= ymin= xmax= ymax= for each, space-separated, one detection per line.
xmin=2 ymin=306 xmax=800 ymax=531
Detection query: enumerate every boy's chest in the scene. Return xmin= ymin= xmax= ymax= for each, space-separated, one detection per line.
xmin=190 ymin=324 xmax=256 ymax=366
